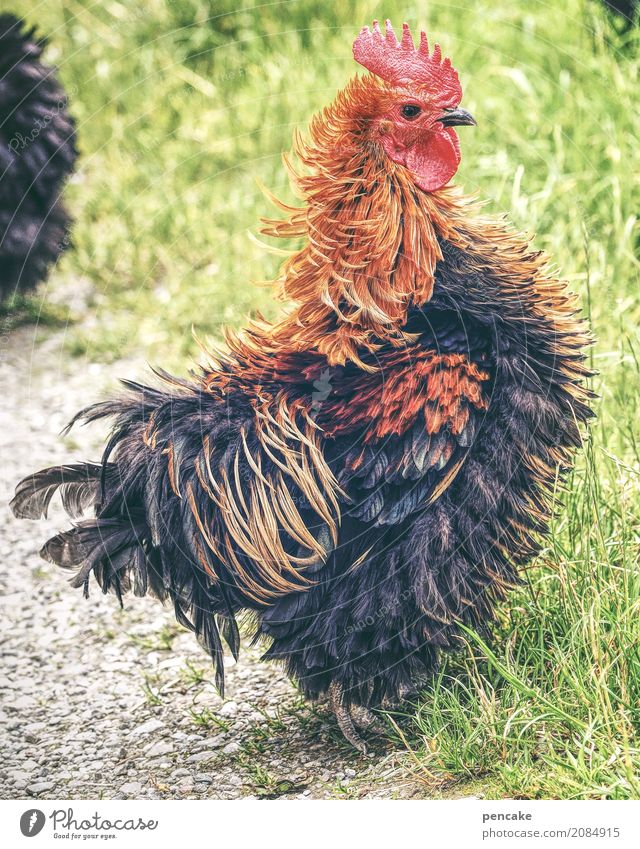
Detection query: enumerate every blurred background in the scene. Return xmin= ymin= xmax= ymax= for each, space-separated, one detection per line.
xmin=2 ymin=0 xmax=640 ymax=799
xmin=5 ymin=0 xmax=639 ymax=372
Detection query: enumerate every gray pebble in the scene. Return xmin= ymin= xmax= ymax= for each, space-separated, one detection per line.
xmin=6 ymin=695 xmax=37 ymax=711
xmin=131 ymin=718 xmax=164 ymax=737
xmin=27 ymin=781 xmax=54 ymax=795
xmin=120 ymin=781 xmax=143 ymax=796
xmin=172 ymin=768 xmax=191 ymax=778
xmin=143 ymin=740 xmax=174 ymax=758
xmin=187 ymin=752 xmax=214 ymax=764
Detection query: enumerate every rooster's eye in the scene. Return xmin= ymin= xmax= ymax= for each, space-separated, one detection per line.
xmin=401 ymin=104 xmax=421 ymax=120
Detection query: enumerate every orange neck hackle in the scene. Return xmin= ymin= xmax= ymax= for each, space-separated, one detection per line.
xmin=253 ymin=74 xmax=472 ymax=368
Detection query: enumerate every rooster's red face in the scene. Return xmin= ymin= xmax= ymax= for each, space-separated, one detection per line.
xmin=353 ymin=20 xmax=475 ymax=192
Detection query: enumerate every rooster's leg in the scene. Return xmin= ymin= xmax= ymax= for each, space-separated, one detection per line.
xmin=350 ymin=703 xmax=383 ymax=732
xmin=328 ymin=680 xmax=367 ymax=753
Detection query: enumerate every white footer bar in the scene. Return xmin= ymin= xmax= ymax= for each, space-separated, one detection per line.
xmin=1 ymin=799 xmax=638 ymax=848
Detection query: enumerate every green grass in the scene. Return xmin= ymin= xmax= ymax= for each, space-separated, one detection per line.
xmin=9 ymin=0 xmax=640 ymax=798
xmin=189 ymin=707 xmax=232 ymax=732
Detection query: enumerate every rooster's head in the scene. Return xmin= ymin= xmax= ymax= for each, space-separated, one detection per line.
xmin=350 ymin=20 xmax=474 ymax=192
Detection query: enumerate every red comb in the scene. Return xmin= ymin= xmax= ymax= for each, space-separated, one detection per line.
xmin=352 ymin=20 xmax=461 ymax=102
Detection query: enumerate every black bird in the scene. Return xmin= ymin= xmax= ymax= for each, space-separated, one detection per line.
xmin=0 ymin=13 xmax=77 ymax=301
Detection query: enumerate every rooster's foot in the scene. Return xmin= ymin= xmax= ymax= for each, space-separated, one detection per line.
xmin=329 ymin=681 xmax=381 ymax=752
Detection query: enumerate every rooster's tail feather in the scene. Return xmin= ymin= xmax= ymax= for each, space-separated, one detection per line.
xmin=10 ymin=417 xmax=238 ymax=696
xmin=10 ymin=463 xmax=101 ymax=521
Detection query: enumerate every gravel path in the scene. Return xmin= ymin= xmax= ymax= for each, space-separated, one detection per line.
xmin=0 ymin=322 xmax=436 ymax=800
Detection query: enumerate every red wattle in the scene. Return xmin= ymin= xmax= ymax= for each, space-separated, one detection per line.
xmin=403 ymin=127 xmax=461 ymax=192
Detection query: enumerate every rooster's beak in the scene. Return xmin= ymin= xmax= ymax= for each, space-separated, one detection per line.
xmin=437 ymin=108 xmax=476 ymax=127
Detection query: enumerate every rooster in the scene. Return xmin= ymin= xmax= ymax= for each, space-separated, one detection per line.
xmin=12 ymin=20 xmax=592 ymax=751
xmin=0 ymin=13 xmax=76 ymax=301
